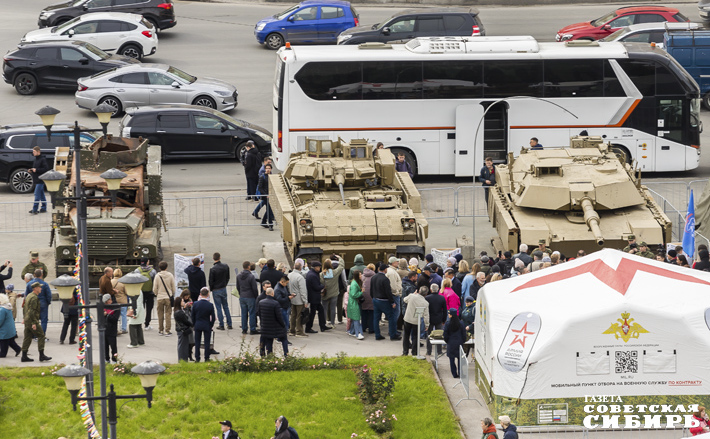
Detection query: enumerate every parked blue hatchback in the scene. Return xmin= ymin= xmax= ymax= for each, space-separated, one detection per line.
xmin=255 ymin=0 xmax=359 ymax=49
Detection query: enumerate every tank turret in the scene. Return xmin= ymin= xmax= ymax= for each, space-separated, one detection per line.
xmin=489 ymin=136 xmax=671 ymax=255
xmin=270 ymin=138 xmax=427 ymax=265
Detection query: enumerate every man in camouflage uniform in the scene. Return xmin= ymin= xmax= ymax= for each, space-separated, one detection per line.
xmin=538 ymin=239 xmax=552 ymax=256
xmin=21 ymin=251 xmax=48 ymax=279
xmin=622 ymin=235 xmax=637 ymax=253
xmin=21 ymin=282 xmax=52 ymax=362
xmin=637 ymin=242 xmax=655 ymax=259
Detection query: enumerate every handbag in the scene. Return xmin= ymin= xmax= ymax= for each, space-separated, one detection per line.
xmin=231 ymin=287 xmax=240 ymax=298
xmin=300 ymin=306 xmax=309 ymax=321
xmin=159 ymin=275 xmax=174 ymax=307
xmin=357 ymin=295 xmax=365 ymax=305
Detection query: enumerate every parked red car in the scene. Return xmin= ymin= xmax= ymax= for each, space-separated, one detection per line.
xmin=556 ymin=6 xmax=688 ymax=42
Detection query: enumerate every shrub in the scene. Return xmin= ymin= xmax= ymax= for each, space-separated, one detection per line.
xmin=355 ymin=365 xmax=397 ymax=434
xmin=213 ymin=340 xmax=347 ymax=373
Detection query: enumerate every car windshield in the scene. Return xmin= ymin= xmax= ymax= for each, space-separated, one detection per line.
xmin=600 ymin=27 xmax=631 ymax=41
xmin=53 ymin=16 xmax=81 ymax=33
xmin=166 ymin=66 xmax=196 ymax=84
xmin=79 ymin=43 xmax=110 ymax=61
xmin=591 ymin=11 xmax=617 ymax=27
xmin=275 ymin=4 xmax=299 ymax=20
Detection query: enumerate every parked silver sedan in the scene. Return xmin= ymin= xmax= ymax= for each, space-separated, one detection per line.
xmin=75 ymin=63 xmax=238 ymax=116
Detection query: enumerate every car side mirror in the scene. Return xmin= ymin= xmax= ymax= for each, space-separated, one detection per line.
xmin=79 ymin=57 xmax=89 ymax=65
xmin=288 ymin=15 xmax=295 ymax=22
xmin=171 ymin=81 xmax=180 ymax=88
xmin=68 ymin=29 xmax=75 ymax=37
xmin=382 ymin=27 xmax=390 ymax=36
xmin=221 ymin=125 xmax=228 ymax=132
xmin=602 ymin=24 xmax=611 ymax=30
xmin=82 ymin=5 xmax=88 ymax=10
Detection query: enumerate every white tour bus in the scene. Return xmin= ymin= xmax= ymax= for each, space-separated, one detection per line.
xmin=271 ymin=36 xmax=701 ymax=176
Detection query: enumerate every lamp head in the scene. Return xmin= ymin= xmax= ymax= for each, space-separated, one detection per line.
xmin=50 ymin=274 xmax=80 ymax=300
xmin=39 ymin=169 xmax=67 ymax=194
xmin=99 ymin=168 xmax=127 ymax=192
xmin=35 ymin=106 xmax=61 ymax=129
xmin=118 ymin=272 xmax=149 ymax=297
xmin=92 ymin=103 xmax=114 ymax=135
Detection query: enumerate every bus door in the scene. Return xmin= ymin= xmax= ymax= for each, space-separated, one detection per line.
xmin=635 ymin=138 xmax=655 ymax=172
xmin=455 ymin=104 xmax=484 ymax=177
xmin=481 ymin=102 xmax=509 ymax=164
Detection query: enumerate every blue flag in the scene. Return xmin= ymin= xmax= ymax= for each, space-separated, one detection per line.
xmin=682 ymin=190 xmax=695 ymax=259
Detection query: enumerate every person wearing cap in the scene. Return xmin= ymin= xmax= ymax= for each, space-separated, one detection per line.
xmin=529 ymin=251 xmax=545 ymax=272
xmin=537 ymin=239 xmax=552 ymax=256
xmin=416 ymin=265 xmax=431 ymax=291
xmin=443 ymin=307 xmax=465 ymax=378
xmin=23 ymin=268 xmax=52 ymax=335
xmin=460 ymin=296 xmax=476 ymax=357
xmin=499 ymin=415 xmax=518 ymax=439
xmin=637 ymin=242 xmax=654 ymax=259
xmin=21 ymin=251 xmax=48 ymax=279
xmin=0 ymin=293 xmax=22 ymax=358
xmin=305 ymin=261 xmax=329 ymax=334
xmin=103 ymin=294 xmax=120 ymax=363
xmin=5 ymin=283 xmax=18 ymax=321
xmin=21 ymin=282 xmax=52 ymax=362
xmin=622 ymin=235 xmax=637 ymax=253
xmin=428 ymin=264 xmax=443 ymax=289
xmin=479 ymin=255 xmax=491 ymax=276
xmin=213 ymin=420 xmax=240 ymax=439
xmin=402 ymin=281 xmax=429 ymax=356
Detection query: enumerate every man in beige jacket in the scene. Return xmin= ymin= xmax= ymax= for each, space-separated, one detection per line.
xmin=153 ymin=261 xmax=175 ymax=336
xmin=386 ymin=257 xmax=403 ymax=330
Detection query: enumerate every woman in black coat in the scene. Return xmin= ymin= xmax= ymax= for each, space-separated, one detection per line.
xmin=173 ymin=297 xmax=194 ymax=362
xmin=443 ymin=308 xmax=466 ymax=378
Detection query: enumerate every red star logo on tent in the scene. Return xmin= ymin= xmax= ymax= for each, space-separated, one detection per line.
xmin=510 ymin=322 xmax=535 ymax=347
xmin=511 ymin=256 xmax=710 ymax=295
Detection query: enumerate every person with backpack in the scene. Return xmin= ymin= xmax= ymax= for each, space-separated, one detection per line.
xmin=272 ymin=416 xmax=298 ymax=439
xmin=134 ymin=258 xmax=156 ymax=331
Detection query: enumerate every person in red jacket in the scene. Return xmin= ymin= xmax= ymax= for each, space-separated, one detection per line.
xmin=690 ymin=406 xmax=709 ymax=436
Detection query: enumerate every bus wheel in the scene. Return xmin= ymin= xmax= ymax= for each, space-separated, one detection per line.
xmin=390 ymin=148 xmax=417 ymax=178
xmin=610 ymin=144 xmax=631 ymax=164
xmin=703 ymin=92 xmax=710 ymax=111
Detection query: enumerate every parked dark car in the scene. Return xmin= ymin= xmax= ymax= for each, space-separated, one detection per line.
xmin=3 ymin=40 xmax=138 ymax=95
xmin=0 ymin=124 xmax=96 ymax=193
xmin=336 ymin=7 xmax=485 ymax=45
xmin=255 ymin=0 xmax=359 ymax=49
xmin=38 ymin=0 xmax=176 ymax=31
xmin=118 ymin=105 xmax=272 ymax=160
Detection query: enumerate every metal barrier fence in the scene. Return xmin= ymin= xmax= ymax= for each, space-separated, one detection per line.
xmin=0 ymin=201 xmax=52 ymax=233
xmin=419 ymin=187 xmax=457 ymax=221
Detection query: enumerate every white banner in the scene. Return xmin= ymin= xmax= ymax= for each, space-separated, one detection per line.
xmin=174 ymin=253 xmax=204 ymax=290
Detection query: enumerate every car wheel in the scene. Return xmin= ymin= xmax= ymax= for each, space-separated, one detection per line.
xmin=265 ymin=33 xmax=284 ymax=50
xmin=390 ymin=148 xmax=417 ymax=178
xmin=119 ymin=44 xmax=142 ymax=60
xmin=9 ymin=168 xmax=34 ymax=194
xmin=192 ymin=96 xmax=216 ymax=109
xmin=98 ymin=96 xmax=123 ymax=117
xmin=14 ymin=73 xmax=38 ymax=95
xmin=610 ymin=144 xmax=631 ymax=164
xmin=703 ymin=92 xmax=710 ymax=111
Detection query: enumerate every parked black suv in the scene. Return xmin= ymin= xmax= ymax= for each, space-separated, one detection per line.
xmin=38 ymin=0 xmax=176 ymax=31
xmin=3 ymin=40 xmax=138 ymax=95
xmin=118 ymin=105 xmax=272 ymax=161
xmin=336 ymin=7 xmax=485 ymax=45
xmin=0 ymin=124 xmax=97 ymax=193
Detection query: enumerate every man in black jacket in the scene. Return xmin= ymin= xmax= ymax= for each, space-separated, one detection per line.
xmin=425 ymin=285 xmax=447 ymax=356
xmin=258 ymin=164 xmax=274 ymax=230
xmin=305 ymin=261 xmax=330 ymax=334
xmin=371 ymin=263 xmax=400 ymax=341
xmin=28 ymin=146 xmax=49 ymax=214
xmin=192 ymin=287 xmax=216 ymax=362
xmin=257 ymin=288 xmax=288 ymax=357
xmin=243 ymin=142 xmax=261 ymax=201
xmin=480 ymin=156 xmax=495 ymax=209
xmin=184 ymin=257 xmax=206 ymax=303
xmin=260 ymin=259 xmax=283 ymax=288
xmin=208 ymin=252 xmax=231 ymax=330
xmin=236 ymin=261 xmax=259 ymax=334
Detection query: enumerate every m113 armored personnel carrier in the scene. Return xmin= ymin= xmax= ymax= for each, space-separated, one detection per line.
xmin=269 ymin=138 xmax=427 ymax=265
xmin=489 ymin=136 xmax=672 ymax=256
xmin=51 ymin=136 xmax=163 ymax=281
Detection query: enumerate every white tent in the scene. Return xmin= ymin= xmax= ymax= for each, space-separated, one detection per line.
xmin=474 ymin=249 xmax=710 ymax=425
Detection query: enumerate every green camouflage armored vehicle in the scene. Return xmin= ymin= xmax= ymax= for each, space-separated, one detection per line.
xmin=489 ymin=136 xmax=672 ymax=256
xmin=269 ymin=138 xmax=428 ymax=266
xmin=51 ymin=135 xmax=163 ymax=281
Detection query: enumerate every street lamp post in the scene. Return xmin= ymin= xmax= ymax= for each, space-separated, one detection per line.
xmin=56 ymin=360 xmax=165 ymax=439
xmin=39 ymin=105 xmax=125 ymax=439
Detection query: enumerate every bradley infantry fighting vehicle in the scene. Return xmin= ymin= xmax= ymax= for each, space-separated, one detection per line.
xmin=489 ymin=136 xmax=672 ymax=256
xmin=269 ymin=138 xmax=427 ymax=265
xmin=51 ymin=136 xmax=163 ymax=282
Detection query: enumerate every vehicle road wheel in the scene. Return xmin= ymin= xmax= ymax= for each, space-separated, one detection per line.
xmin=119 ymin=44 xmax=142 ymax=60
xmin=610 ymin=144 xmax=631 ymax=164
xmin=265 ymin=33 xmax=284 ymax=50
xmin=390 ymin=148 xmax=417 ymax=178
xmin=14 ymin=73 xmax=37 ymax=95
xmin=9 ymin=168 xmax=34 ymax=194
xmin=703 ymin=92 xmax=710 ymax=111
xmin=192 ymin=96 xmax=216 ymax=109
xmin=98 ymin=96 xmax=123 ymax=117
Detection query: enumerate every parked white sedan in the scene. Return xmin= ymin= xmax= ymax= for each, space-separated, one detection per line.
xmin=21 ymin=12 xmax=158 ymax=59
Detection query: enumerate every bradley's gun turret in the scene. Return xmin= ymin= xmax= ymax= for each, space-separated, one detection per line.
xmin=489 ymin=136 xmax=672 ymax=255
xmin=51 ymin=135 xmax=164 ymax=284
xmin=270 ymin=138 xmax=427 ymax=266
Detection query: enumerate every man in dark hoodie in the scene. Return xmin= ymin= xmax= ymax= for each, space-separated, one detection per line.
xmin=694 ymin=249 xmax=710 ymax=271
xmin=348 ymin=254 xmax=366 ymax=282
xmin=209 ymin=252 xmax=231 ymax=330
xmin=305 ymin=261 xmax=329 ymax=334
xmin=236 ymin=261 xmax=259 ymax=334
xmin=260 ymin=259 xmax=283 ymax=290
xmin=273 ymin=415 xmax=298 ymax=439
xmin=184 ymin=257 xmax=206 ymax=303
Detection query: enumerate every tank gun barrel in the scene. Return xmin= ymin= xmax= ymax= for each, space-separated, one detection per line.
xmin=580 ymin=198 xmax=604 ymax=246
xmin=334 ymin=173 xmax=345 ymax=205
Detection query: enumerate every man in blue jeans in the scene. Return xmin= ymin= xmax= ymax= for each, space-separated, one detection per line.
xmin=208 ymin=252 xmax=231 ymax=330
xmin=236 ymin=260 xmax=259 ymax=334
xmin=23 ymin=269 xmax=52 ymax=335
xmin=370 ymin=263 xmax=401 ymax=341
xmin=28 ymin=146 xmax=49 ymax=214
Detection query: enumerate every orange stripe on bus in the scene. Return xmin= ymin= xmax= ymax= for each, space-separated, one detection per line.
xmin=510 ymin=99 xmax=642 ymax=129
xmin=290 ymin=126 xmax=456 ymax=132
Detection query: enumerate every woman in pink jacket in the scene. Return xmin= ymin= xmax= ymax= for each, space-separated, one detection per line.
xmin=441 ymin=279 xmax=460 ymax=316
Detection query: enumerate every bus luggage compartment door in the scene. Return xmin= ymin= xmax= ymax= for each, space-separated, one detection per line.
xmin=455 ymin=104 xmax=485 ymax=177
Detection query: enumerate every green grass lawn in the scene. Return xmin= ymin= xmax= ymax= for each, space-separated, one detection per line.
xmin=0 ymin=357 xmax=461 ymax=439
